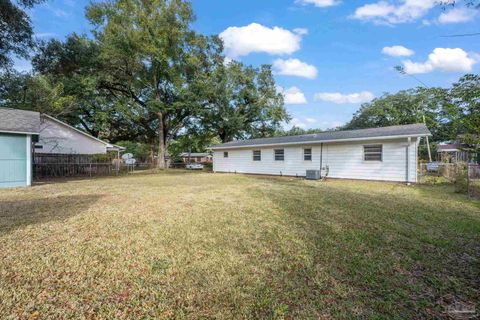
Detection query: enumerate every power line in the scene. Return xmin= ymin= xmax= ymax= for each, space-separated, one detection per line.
xmin=441 ymin=32 xmax=480 ymax=38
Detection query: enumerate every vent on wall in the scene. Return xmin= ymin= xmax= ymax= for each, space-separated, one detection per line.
xmin=306 ymin=170 xmax=321 ymax=180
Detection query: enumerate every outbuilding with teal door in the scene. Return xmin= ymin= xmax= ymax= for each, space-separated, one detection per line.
xmin=0 ymin=108 xmax=40 ymax=188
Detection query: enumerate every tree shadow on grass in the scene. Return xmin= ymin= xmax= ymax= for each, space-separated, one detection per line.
xmin=247 ymin=180 xmax=480 ymax=318
xmin=0 ymin=194 xmax=104 ymax=236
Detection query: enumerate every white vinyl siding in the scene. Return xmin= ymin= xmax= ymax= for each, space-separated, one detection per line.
xmin=38 ymin=117 xmax=107 ymax=155
xmin=213 ymin=138 xmax=419 ymax=183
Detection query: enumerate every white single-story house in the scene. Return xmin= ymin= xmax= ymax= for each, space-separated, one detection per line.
xmin=0 ymin=108 xmax=124 ymax=188
xmin=37 ymin=114 xmax=124 ymax=155
xmin=211 ymin=124 xmax=432 ymax=183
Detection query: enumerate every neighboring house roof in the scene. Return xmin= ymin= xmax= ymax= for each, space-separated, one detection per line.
xmin=211 ymin=123 xmax=432 ymax=150
xmin=180 ymin=153 xmax=211 ymax=157
xmin=437 ymin=144 xmax=462 ymax=152
xmin=0 ymin=108 xmax=41 ymax=134
xmin=41 ymin=114 xmax=125 ymax=152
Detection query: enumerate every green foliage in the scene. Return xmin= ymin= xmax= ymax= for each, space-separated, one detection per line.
xmin=454 ymin=171 xmax=469 ymax=194
xmin=275 ymin=126 xmax=326 ymax=137
xmin=201 ymin=61 xmax=289 ymax=142
xmin=0 ymin=0 xmax=46 ymax=70
xmin=344 ymin=74 xmax=480 ymax=157
xmin=116 ymin=141 xmax=153 ymax=162
xmin=85 ymin=0 xmax=222 ymax=168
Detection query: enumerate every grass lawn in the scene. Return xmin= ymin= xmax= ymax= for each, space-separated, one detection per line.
xmin=1 ymin=172 xmax=479 ymax=319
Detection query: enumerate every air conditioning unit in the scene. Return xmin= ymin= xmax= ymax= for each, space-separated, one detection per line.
xmin=306 ymin=170 xmax=321 ymax=180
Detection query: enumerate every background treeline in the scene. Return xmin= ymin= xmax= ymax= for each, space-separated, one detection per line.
xmin=0 ymin=0 xmax=479 ymax=163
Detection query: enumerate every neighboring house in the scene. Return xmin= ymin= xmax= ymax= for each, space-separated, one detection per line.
xmin=0 ymin=108 xmax=124 ymax=188
xmin=436 ymin=143 xmax=478 ymax=164
xmin=179 ymin=152 xmax=213 ymax=163
xmin=37 ymin=114 xmax=124 ymax=155
xmin=211 ymin=124 xmax=431 ymax=183
xmin=0 ymin=108 xmax=39 ymax=188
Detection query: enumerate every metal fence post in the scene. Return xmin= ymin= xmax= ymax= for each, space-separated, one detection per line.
xmin=467 ymin=164 xmax=471 ymax=198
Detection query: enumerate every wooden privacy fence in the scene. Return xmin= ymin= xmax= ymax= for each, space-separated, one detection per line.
xmin=34 ymin=154 xmax=117 ymax=180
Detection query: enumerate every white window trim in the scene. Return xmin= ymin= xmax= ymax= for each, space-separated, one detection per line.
xmin=274 ymin=149 xmax=285 ymax=161
xmin=303 ymin=148 xmax=312 ymax=161
xmin=252 ymin=150 xmax=261 ymax=161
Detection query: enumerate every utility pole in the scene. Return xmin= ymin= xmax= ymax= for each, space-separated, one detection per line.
xmin=395 ymin=65 xmax=433 ymax=162
xmin=423 ymin=114 xmax=432 ymax=162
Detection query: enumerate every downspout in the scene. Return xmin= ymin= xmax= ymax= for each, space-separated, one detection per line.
xmin=320 ymin=143 xmax=323 ymax=178
xmin=406 ymin=137 xmax=411 ymax=184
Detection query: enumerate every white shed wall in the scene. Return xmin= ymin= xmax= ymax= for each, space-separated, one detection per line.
xmin=213 ymin=138 xmax=419 ymax=183
xmin=37 ymin=117 xmax=107 ymax=155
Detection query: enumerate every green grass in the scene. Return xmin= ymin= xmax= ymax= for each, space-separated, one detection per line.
xmin=1 ymin=171 xmax=479 ymax=319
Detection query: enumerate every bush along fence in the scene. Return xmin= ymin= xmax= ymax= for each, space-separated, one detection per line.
xmin=33 ymin=153 xmax=119 ymax=180
xmin=420 ymin=163 xmax=480 ymax=199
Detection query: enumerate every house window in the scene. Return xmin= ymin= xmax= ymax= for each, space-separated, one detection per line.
xmin=364 ymin=145 xmax=383 ymax=161
xmin=224 ymin=152 xmax=229 ymax=158
xmin=274 ymin=149 xmax=284 ymax=161
xmin=253 ymin=150 xmax=261 ymax=161
xmin=304 ymin=148 xmax=312 ymax=161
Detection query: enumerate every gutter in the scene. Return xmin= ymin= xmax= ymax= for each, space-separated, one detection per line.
xmin=0 ymin=130 xmax=39 ymax=135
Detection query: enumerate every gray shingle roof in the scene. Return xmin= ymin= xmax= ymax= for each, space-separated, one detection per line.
xmin=0 ymin=108 xmax=41 ymax=134
xmin=212 ymin=123 xmax=431 ymax=149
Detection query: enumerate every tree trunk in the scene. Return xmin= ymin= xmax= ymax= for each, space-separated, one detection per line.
xmin=149 ymin=143 xmax=155 ymax=167
xmin=157 ymin=112 xmax=166 ymax=169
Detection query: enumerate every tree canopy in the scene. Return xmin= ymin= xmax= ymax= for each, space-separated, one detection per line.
xmin=0 ymin=0 xmax=46 ymax=70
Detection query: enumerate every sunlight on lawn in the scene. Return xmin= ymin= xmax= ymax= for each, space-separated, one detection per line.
xmin=1 ymin=172 xmax=479 ymax=319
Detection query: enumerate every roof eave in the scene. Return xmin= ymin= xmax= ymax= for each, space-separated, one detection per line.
xmin=0 ymin=129 xmax=39 ymax=135
xmin=210 ymin=133 xmax=432 ymax=150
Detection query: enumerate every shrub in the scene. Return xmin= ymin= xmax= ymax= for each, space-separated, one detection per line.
xmin=454 ymin=171 xmax=468 ymax=194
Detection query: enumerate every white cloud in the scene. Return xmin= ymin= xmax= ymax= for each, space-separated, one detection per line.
xmin=320 ymin=120 xmax=344 ymax=129
xmin=277 ymin=86 xmax=308 ymax=105
xmin=295 ymin=0 xmax=341 ymax=8
xmin=305 ymin=117 xmax=317 ymax=124
xmin=402 ymin=48 xmax=476 ymax=74
xmin=219 ymin=23 xmax=303 ymax=58
xmin=290 ymin=118 xmax=308 ymax=129
xmin=273 ymin=58 xmax=318 ymax=79
xmin=352 ymin=0 xmax=437 ymax=25
xmin=293 ymin=28 xmax=309 ymax=35
xmin=382 ymin=45 xmax=414 ymax=57
xmin=314 ymin=91 xmax=375 ymax=104
xmin=438 ymin=8 xmax=477 ymax=24
xmin=34 ymin=32 xmax=56 ymax=38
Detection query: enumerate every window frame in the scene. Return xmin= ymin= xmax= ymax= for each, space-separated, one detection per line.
xmin=274 ymin=149 xmax=285 ymax=161
xmin=223 ymin=151 xmax=229 ymax=158
xmin=363 ymin=144 xmax=383 ymax=162
xmin=252 ymin=150 xmax=261 ymax=161
xmin=304 ymin=148 xmax=312 ymax=161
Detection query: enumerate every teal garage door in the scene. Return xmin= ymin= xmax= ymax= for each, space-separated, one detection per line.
xmin=0 ymin=134 xmax=27 ymax=188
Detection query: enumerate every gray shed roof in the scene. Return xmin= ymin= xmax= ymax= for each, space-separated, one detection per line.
xmin=0 ymin=108 xmax=41 ymax=134
xmin=212 ymin=123 xmax=431 ymax=150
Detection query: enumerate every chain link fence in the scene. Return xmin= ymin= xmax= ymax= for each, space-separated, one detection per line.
xmin=419 ymin=163 xmax=480 ymax=199
xmin=467 ymin=164 xmax=480 ymax=199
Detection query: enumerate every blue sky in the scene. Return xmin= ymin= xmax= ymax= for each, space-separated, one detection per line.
xmin=17 ymin=0 xmax=480 ymax=130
